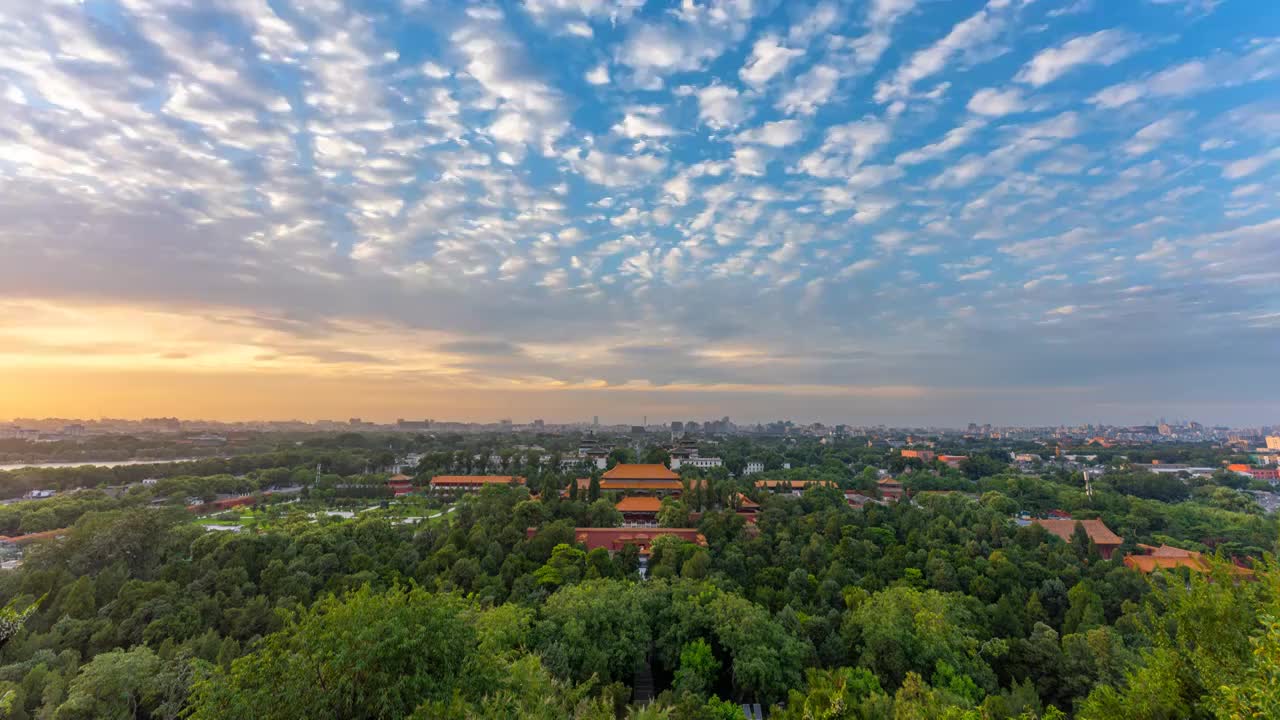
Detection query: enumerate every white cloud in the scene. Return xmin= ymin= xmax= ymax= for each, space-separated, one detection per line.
xmin=1136 ymin=238 xmax=1175 ymax=261
xmin=585 ymin=63 xmax=610 ymax=85
xmin=740 ymin=35 xmax=805 ymax=89
xmin=1023 ymin=273 xmax=1066 ymax=290
xmin=776 ymin=64 xmax=841 ymax=116
xmin=565 ymin=148 xmax=666 ymax=186
xmin=422 ymin=61 xmax=450 ymax=79
xmin=896 ymin=118 xmax=986 ymax=165
xmin=1124 ymin=116 xmax=1183 ymax=156
xmin=696 ymin=83 xmax=750 ymax=129
xmin=1089 ymin=39 xmax=1280 ymax=108
xmin=874 ymin=0 xmax=1013 ymax=104
xmin=733 ymin=146 xmax=768 ymax=176
xmin=613 ymin=106 xmax=677 ymax=138
xmin=966 ymin=87 xmax=1025 ymax=117
xmin=794 ymin=117 xmax=891 ymax=178
xmin=734 ymin=119 xmax=805 ymax=147
xmin=1222 ymin=148 xmax=1280 ymax=179
xmin=1015 ymin=29 xmax=1141 ymax=87
xmin=617 ymin=4 xmax=759 ymax=83
xmin=875 ymin=230 xmax=909 ymax=251
xmin=838 ymin=257 xmax=880 ymax=277
xmin=522 ymin=0 xmax=645 ymax=23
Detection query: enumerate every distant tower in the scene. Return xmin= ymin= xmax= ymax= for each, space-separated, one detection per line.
xmin=593 ymin=415 xmax=599 ymax=426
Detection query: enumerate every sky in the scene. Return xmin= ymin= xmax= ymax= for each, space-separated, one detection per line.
xmin=1 ymin=0 xmax=1278 ymax=427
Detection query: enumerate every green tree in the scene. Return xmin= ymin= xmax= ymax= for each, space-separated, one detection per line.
xmin=844 ymin=586 xmax=994 ymax=693
xmin=187 ymin=586 xmax=479 ymax=720
xmin=536 ymin=580 xmax=650 ymax=685
xmin=659 ymin=499 xmax=690 ymax=528
xmin=52 ymin=646 xmax=163 ymax=720
xmin=674 ymin=639 xmax=720 ymax=696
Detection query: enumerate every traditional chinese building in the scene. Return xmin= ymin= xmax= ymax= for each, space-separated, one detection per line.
xmin=877 ymin=477 xmax=905 ymax=502
xmin=560 ymin=527 xmax=707 ymax=555
xmin=429 ymin=475 xmax=525 ymax=497
xmin=1030 ymin=518 xmax=1124 ymax=559
xmin=387 ymin=474 xmax=414 ymax=497
xmin=755 ymin=479 xmax=835 ymax=496
xmin=616 ymin=495 xmax=662 ymax=525
xmin=598 ymin=463 xmax=683 ymax=495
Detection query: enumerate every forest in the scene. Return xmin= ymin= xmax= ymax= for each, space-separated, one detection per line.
xmin=0 ymin=434 xmax=1276 ymax=719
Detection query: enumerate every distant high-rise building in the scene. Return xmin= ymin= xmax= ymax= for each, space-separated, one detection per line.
xmin=671 ymin=421 xmax=684 ymax=433
xmin=593 ymin=415 xmax=599 ymax=426
xmin=1267 ymin=436 xmax=1280 ymax=450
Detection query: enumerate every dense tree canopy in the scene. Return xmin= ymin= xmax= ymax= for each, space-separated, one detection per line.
xmin=0 ymin=432 xmax=1275 ymax=718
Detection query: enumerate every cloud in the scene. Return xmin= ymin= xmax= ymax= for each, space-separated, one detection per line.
xmin=695 ymin=83 xmax=751 ymax=129
xmin=1222 ymin=148 xmax=1280 ymax=179
xmin=1015 ymin=29 xmax=1141 ymax=87
xmin=1089 ymin=39 xmax=1280 ymax=108
xmin=776 ymin=64 xmax=841 ymax=116
xmin=966 ymin=87 xmax=1026 ymax=117
xmin=1136 ymin=238 xmax=1175 ymax=261
xmin=1123 ymin=115 xmax=1185 ymax=156
xmin=838 ymin=258 xmax=880 ymax=277
xmin=2 ymin=0 xmax=1278 ymax=423
xmin=564 ymin=148 xmax=666 ymax=186
xmin=613 ymin=105 xmax=678 ymax=138
xmin=617 ymin=2 xmax=758 ymax=84
xmin=794 ymin=117 xmax=892 ymax=178
xmin=585 ymin=63 xmax=611 ymax=85
xmin=874 ymin=0 xmax=1016 ymax=104
xmin=734 ymin=119 xmax=806 ymax=147
xmin=739 ymin=35 xmax=805 ymax=89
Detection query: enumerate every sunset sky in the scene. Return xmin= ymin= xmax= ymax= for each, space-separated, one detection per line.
xmin=1 ymin=0 xmax=1278 ymax=425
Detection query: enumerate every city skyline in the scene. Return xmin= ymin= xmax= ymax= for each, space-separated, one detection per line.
xmin=2 ymin=403 xmax=1274 ymax=431
xmin=2 ymin=1 xmax=1279 ymax=424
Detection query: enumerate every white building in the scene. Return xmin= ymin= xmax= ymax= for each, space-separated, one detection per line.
xmin=673 ymin=456 xmax=722 ymax=470
xmin=744 ymin=461 xmax=764 ymax=475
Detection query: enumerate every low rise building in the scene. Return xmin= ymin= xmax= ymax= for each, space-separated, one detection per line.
xmin=877 ymin=477 xmax=905 ymax=502
xmin=1028 ymin=518 xmax=1124 ymax=560
xmin=672 ymin=456 xmax=722 ymax=470
xmin=1123 ymin=544 xmax=1253 ymax=578
xmin=429 ymin=475 xmax=525 ymax=497
xmin=756 ymin=479 xmax=835 ymax=497
xmin=616 ymin=496 xmax=662 ymax=526
xmin=561 ymin=527 xmax=707 ymax=555
xmin=599 ymin=464 xmax=683 ymax=494
xmin=387 ymin=474 xmax=414 ymax=497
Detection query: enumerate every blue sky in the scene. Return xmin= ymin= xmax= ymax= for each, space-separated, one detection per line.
xmin=0 ymin=0 xmax=1278 ymax=425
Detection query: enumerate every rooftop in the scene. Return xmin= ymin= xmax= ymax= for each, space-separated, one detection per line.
xmin=570 ymin=527 xmax=707 ymax=555
xmin=430 ymin=475 xmax=525 ymax=486
xmin=1031 ymin=518 xmax=1124 ymax=546
xmin=755 ymin=479 xmax=834 ymax=489
xmin=616 ymin=496 xmax=662 ymax=513
xmin=603 ymin=463 xmax=680 ymax=480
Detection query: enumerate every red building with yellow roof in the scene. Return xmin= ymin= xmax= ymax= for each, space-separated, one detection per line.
xmin=598 ymin=463 xmax=683 ymax=494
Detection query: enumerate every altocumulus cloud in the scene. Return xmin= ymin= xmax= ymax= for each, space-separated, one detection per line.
xmin=0 ymin=0 xmax=1277 ymax=423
